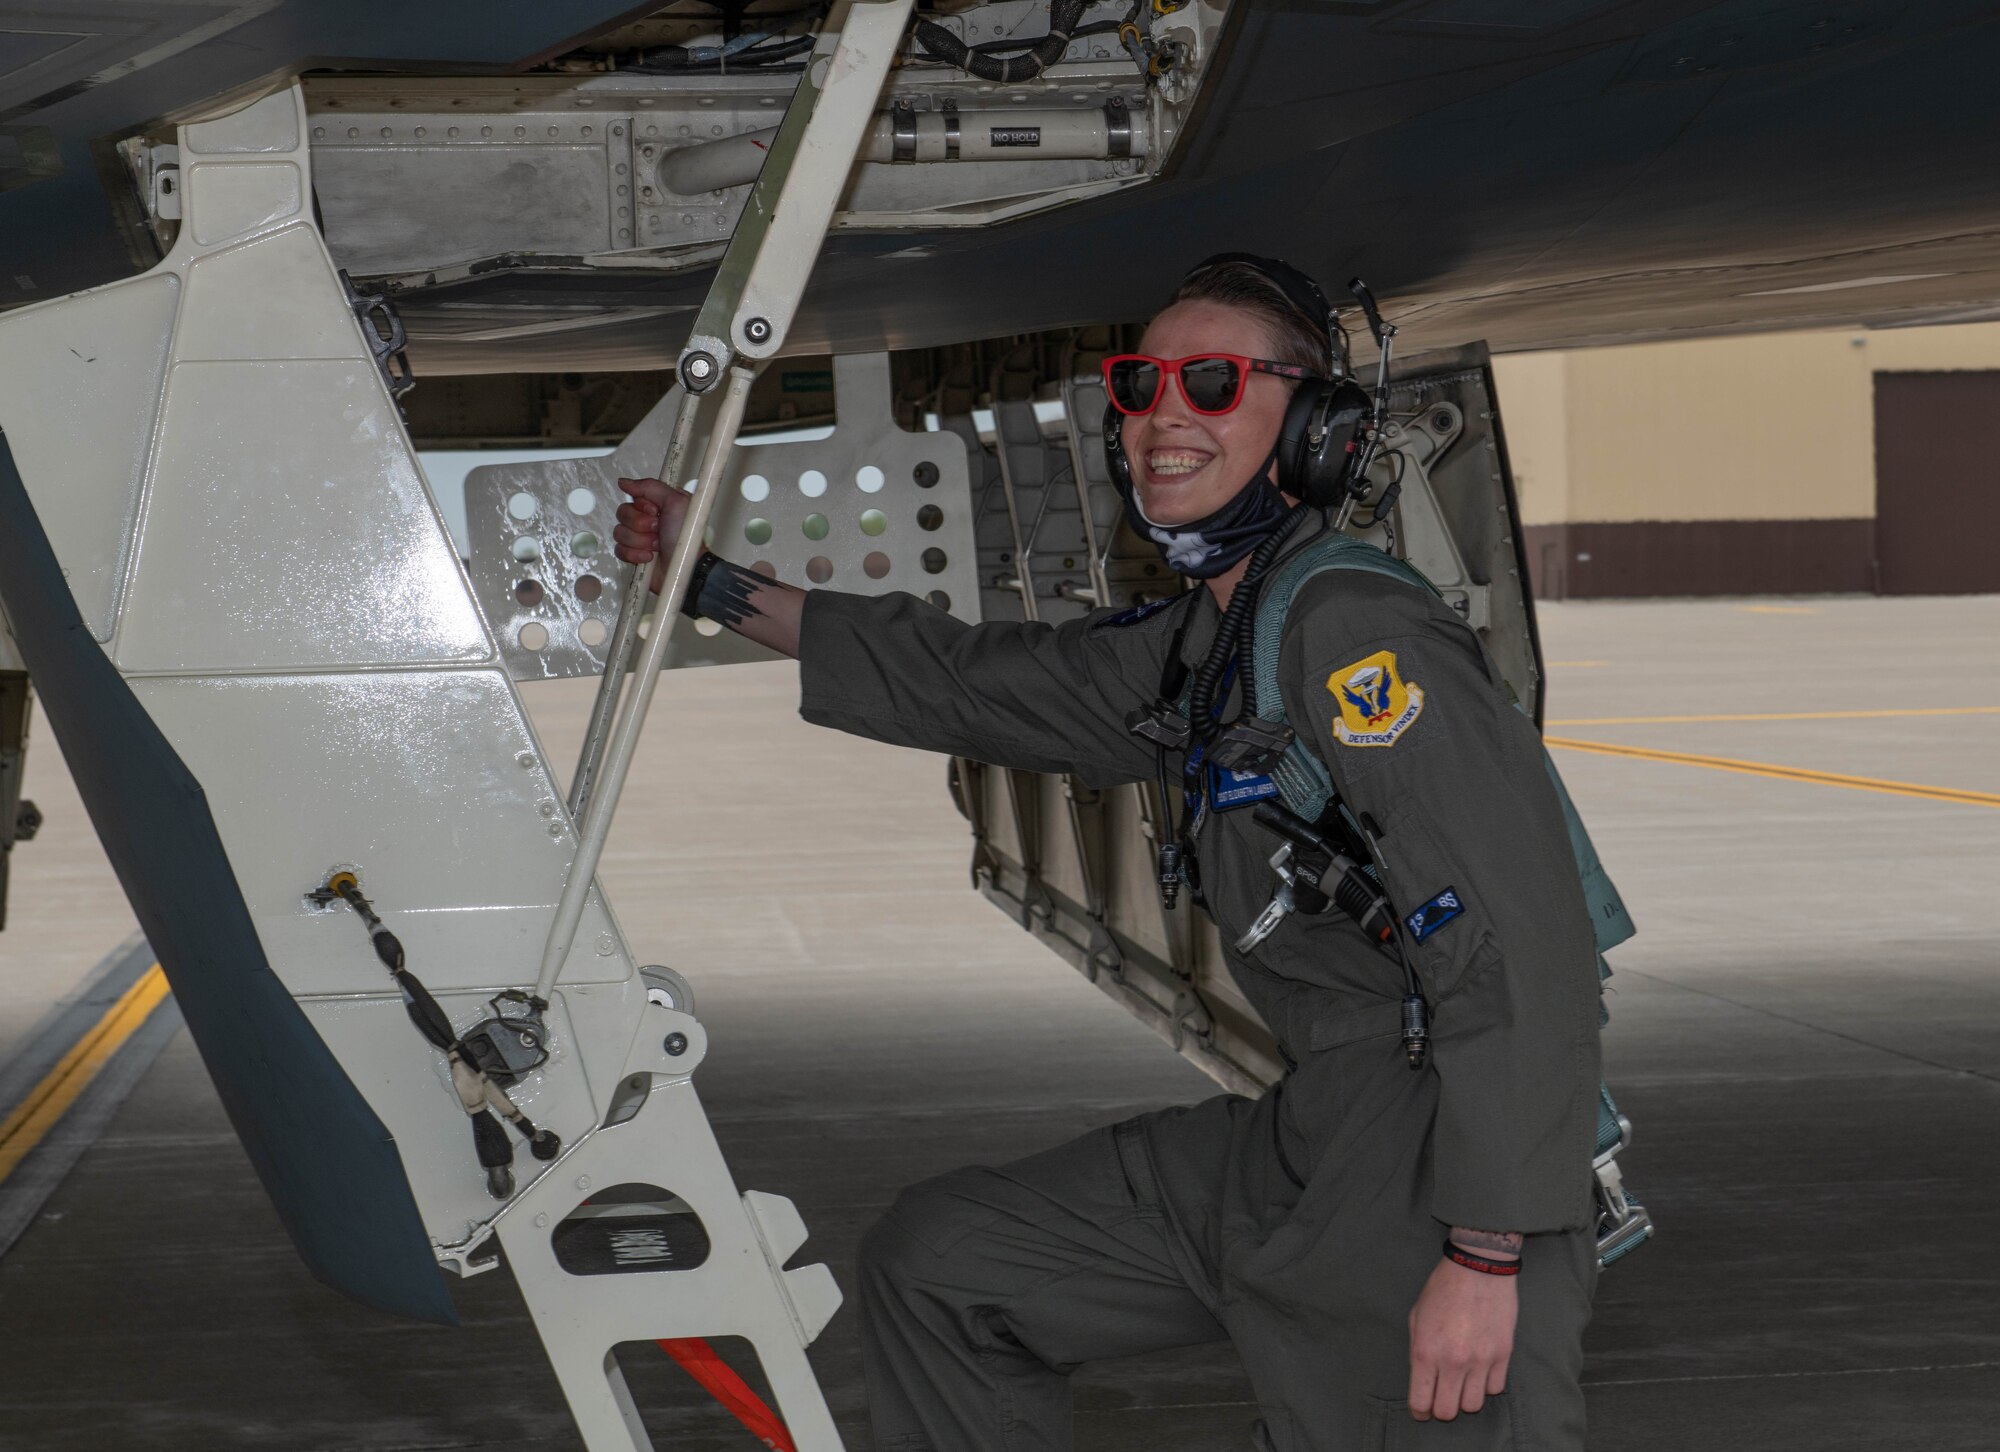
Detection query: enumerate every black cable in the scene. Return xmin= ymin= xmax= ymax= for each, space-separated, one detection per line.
xmin=1187 ymin=502 xmax=1308 ymax=739
xmin=969 ymin=18 xmax=1121 ymax=55
xmin=735 ymin=33 xmax=816 ymax=62
xmin=1153 ymin=745 xmax=1183 ymax=910
xmin=913 ymin=0 xmax=1087 ymax=82
xmin=331 ymin=879 xmax=562 ymax=1188
xmin=1237 ymin=505 xmax=1336 ymax=720
xmin=623 ymin=31 xmax=815 ymax=73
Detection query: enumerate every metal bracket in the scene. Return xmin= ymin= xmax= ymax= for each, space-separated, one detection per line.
xmin=891 ymin=98 xmax=919 ymax=162
xmin=1104 ymin=95 xmax=1133 ymax=159
xmin=1059 ymin=775 xmax=1124 ymax=981
xmin=1351 ymin=392 xmax=1492 ymax=633
xmin=672 ymin=0 xmax=918 ymax=388
xmin=336 ymin=268 xmax=415 ymax=402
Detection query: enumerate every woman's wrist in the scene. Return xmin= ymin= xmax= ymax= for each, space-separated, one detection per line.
xmin=1442 ymin=1239 xmax=1521 ymax=1276
xmin=678 ymin=549 xmax=723 ymax=619
xmin=1447 ymin=1226 xmax=1522 ymax=1260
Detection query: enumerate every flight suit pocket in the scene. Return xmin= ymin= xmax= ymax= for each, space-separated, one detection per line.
xmin=1367 ymin=1396 xmax=1518 ymax=1450
xmin=883 ymin=1177 xmax=1003 ymax=1258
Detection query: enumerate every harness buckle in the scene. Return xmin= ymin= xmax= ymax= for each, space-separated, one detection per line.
xmin=1208 ymin=715 xmax=1295 ymax=774
xmin=1126 ymin=704 xmax=1192 ymax=751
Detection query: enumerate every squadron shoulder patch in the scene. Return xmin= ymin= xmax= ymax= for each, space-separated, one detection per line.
xmin=1328 ymin=649 xmax=1425 ymax=748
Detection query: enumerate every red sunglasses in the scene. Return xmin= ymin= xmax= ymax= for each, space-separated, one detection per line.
xmin=1102 ymin=353 xmax=1319 ymax=417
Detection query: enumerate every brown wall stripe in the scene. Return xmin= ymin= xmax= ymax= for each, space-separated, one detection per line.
xmin=1522 ymin=519 xmax=1876 ymax=600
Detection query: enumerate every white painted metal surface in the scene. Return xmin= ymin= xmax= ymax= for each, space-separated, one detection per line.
xmin=0 ymin=84 xmax=846 ymax=1450
xmin=463 ymin=352 xmax=976 ymax=678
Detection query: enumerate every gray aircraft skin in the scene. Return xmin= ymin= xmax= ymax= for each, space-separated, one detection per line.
xmin=3 ymin=0 xmax=2000 ymax=368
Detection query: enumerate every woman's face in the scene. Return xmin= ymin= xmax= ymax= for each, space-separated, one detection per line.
xmin=1122 ymin=298 xmax=1295 ymax=528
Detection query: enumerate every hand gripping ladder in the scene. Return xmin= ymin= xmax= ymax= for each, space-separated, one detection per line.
xmin=500 ymin=5 xmax=915 ymax=1448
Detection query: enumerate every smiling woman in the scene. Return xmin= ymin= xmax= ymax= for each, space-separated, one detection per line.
xmin=1118 ymin=266 xmax=1328 ymax=531
xmin=610 ymin=252 xmax=1610 ymax=1449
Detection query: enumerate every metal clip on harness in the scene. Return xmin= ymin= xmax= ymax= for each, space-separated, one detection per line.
xmin=1248 ymin=800 xmax=1431 ymax=1069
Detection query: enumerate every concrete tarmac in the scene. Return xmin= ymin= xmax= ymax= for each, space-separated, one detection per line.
xmin=0 ymin=594 xmax=1996 ymax=1449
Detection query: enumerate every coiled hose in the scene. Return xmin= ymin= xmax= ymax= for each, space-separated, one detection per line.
xmin=1187 ymin=504 xmax=1309 ymax=740
xmin=915 ymin=0 xmax=1087 ymax=82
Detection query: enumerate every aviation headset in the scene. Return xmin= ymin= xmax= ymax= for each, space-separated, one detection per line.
xmin=1102 ymin=252 xmax=1377 ymax=510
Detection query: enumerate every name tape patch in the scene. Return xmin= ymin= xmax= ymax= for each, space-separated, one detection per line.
xmin=1328 ymin=648 xmax=1425 ymax=748
xmin=1405 ymin=887 xmax=1463 ymax=943
xmin=1211 ymin=766 xmax=1279 ymax=810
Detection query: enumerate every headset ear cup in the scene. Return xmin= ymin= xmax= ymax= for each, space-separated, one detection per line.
xmin=1284 ymin=379 xmax=1375 ymax=509
xmin=1275 ymin=380 xmax=1329 ymax=503
xmin=1102 ymin=402 xmax=1134 ymax=496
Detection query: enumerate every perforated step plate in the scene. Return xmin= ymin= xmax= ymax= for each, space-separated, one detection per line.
xmin=462 ymin=353 xmax=978 ymax=677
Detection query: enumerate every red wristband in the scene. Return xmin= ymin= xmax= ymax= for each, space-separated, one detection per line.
xmin=1443 ymin=1239 xmax=1521 ymax=1276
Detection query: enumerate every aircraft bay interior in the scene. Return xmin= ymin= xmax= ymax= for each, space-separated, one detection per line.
xmin=1 ymin=3 xmax=1996 ymax=1449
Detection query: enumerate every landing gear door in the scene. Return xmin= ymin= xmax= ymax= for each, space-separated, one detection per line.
xmin=1343 ymin=341 xmax=1545 ymax=723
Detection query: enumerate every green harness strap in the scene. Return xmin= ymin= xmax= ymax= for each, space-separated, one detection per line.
xmin=1246 ymin=535 xmax=1645 ymax=1203
xmin=1248 ymin=534 xmax=1635 ymax=957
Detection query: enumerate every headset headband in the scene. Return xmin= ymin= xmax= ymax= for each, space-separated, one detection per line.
xmin=1182 ymin=252 xmax=1338 ymax=373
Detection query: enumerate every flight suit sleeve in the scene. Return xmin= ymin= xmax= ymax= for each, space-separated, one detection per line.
xmin=1280 ymin=574 xmax=1601 ymax=1235
xmin=797 ymin=588 xmax=1175 ymax=787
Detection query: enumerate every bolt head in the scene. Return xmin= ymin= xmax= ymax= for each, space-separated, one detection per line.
xmin=664 ymin=1032 xmax=689 ymax=1057
xmin=745 ymin=316 xmax=772 ymax=343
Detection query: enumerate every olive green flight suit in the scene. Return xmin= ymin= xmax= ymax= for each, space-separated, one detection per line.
xmin=797 ymin=532 xmax=1602 ymax=1451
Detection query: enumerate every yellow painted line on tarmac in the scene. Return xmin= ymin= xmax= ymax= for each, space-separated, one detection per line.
xmin=1547 ymin=706 xmax=2000 ymax=727
xmin=0 ymin=964 xmax=169 ymax=1184
xmin=1545 ymin=738 xmax=2000 ymax=809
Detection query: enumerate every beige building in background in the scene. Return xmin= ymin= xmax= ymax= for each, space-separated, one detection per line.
xmin=1490 ymin=320 xmax=2000 ymax=599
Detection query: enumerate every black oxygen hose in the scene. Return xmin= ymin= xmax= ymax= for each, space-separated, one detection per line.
xmin=914 ymin=0 xmax=1087 ymax=82
xmin=1186 ymin=505 xmax=1308 ymax=740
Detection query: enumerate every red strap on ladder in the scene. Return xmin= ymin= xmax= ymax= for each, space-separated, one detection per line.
xmin=658 ymin=1337 xmax=797 ymax=1451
